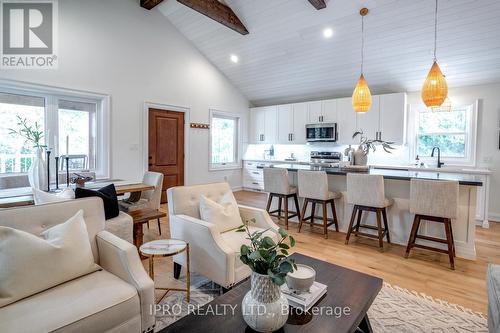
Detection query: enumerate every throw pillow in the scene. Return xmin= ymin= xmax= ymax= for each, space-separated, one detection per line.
xmin=0 ymin=210 xmax=99 ymax=308
xmin=32 ymin=188 xmax=75 ymax=205
xmin=199 ymin=191 xmax=242 ymax=233
xmin=75 ymin=184 xmax=119 ymax=220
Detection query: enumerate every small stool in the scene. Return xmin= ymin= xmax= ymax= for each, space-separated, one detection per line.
xmin=405 ymin=179 xmax=459 ymax=270
xmin=345 ymin=174 xmax=393 ymax=249
xmin=264 ymin=167 xmax=301 ymax=229
xmin=297 ymin=170 xmax=340 ymax=239
xmin=140 ymin=239 xmax=191 ymax=303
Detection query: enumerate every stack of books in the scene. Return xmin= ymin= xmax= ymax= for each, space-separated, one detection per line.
xmin=281 ymin=281 xmax=327 ymax=311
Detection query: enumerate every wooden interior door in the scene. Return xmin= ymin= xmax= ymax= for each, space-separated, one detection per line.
xmin=149 ymin=108 xmax=184 ymax=203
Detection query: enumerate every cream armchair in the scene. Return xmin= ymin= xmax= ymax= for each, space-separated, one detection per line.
xmin=167 ymin=182 xmax=279 ymax=289
xmin=0 ymin=198 xmax=154 ymax=333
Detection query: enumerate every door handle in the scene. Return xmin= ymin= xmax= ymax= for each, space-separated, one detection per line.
xmin=148 ymin=156 xmax=152 ymax=160
xmin=148 ymin=163 xmax=153 ymax=166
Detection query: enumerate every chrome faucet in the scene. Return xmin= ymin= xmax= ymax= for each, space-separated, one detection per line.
xmin=431 ymin=147 xmax=444 ymax=168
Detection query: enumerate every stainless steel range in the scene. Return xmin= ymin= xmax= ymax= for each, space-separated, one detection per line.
xmin=310 ymin=151 xmax=343 ymax=167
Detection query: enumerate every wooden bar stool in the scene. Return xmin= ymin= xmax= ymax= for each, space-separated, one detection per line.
xmin=345 ymin=174 xmax=393 ymax=249
xmin=263 ymin=167 xmax=300 ymax=229
xmin=297 ymin=170 xmax=340 ymax=239
xmin=405 ymin=179 xmax=459 ymax=270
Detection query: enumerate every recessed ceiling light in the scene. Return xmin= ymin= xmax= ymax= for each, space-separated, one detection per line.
xmin=230 ymin=54 xmax=239 ymax=63
xmin=323 ymin=28 xmax=333 ymax=39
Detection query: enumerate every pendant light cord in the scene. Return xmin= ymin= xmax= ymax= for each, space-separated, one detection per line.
xmin=361 ymin=14 xmax=365 ymax=74
xmin=434 ymin=0 xmax=438 ymax=61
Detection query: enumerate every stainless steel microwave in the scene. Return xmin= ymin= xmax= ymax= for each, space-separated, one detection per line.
xmin=306 ymin=123 xmax=338 ymax=142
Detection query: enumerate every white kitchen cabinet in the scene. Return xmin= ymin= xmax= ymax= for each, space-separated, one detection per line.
xmin=379 ymin=93 xmax=407 ymax=144
xmin=292 ymin=102 xmax=308 ymax=143
xmin=307 ymin=101 xmax=323 ymax=123
xmin=249 ymin=106 xmax=277 ymax=143
xmin=336 ymin=97 xmax=358 ymax=145
xmin=277 ymin=104 xmax=293 ymax=144
xmin=321 ymin=99 xmax=337 ymax=123
xmin=356 ymin=96 xmax=380 ymax=140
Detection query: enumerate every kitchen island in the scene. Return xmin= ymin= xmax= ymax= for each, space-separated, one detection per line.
xmin=260 ymin=164 xmax=482 ymax=260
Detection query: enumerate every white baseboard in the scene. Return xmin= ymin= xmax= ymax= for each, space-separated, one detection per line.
xmin=231 ymin=186 xmax=243 ymax=192
xmin=488 ymin=213 xmax=500 ymax=223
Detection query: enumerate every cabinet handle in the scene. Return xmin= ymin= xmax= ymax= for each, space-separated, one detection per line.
xmin=291 ymin=133 xmax=294 ymax=141
xmin=252 ymin=182 xmax=259 ymax=185
xmin=252 ymin=171 xmax=259 ymax=175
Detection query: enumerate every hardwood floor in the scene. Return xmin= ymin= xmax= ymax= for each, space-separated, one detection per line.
xmin=148 ymin=190 xmax=499 ymax=314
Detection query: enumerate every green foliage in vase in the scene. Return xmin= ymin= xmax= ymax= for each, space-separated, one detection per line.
xmin=352 ymin=130 xmax=395 ymax=155
xmin=8 ymin=115 xmax=46 ymax=150
xmin=237 ymin=219 xmax=297 ymax=286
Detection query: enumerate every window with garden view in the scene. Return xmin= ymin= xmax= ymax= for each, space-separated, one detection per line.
xmin=210 ymin=112 xmax=240 ymax=169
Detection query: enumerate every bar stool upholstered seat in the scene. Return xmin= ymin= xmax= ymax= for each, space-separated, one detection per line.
xmin=345 ymin=174 xmax=393 ymax=249
xmin=297 ymin=170 xmax=340 ymax=239
xmin=264 ymin=167 xmax=300 ymax=229
xmin=405 ymin=179 xmax=459 ymax=269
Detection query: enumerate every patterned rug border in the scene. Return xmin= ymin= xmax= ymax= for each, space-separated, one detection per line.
xmin=382 ymin=282 xmax=487 ymax=319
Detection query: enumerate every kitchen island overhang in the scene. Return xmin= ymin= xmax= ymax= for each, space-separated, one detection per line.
xmin=259 ymin=164 xmax=482 ymax=260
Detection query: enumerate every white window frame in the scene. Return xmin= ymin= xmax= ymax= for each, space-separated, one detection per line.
xmin=0 ymin=79 xmax=110 ymax=179
xmin=408 ymin=100 xmax=478 ymax=167
xmin=209 ymin=109 xmax=241 ymax=171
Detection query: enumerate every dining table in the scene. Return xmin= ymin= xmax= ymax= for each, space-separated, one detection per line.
xmin=0 ymin=180 xmax=155 ymax=209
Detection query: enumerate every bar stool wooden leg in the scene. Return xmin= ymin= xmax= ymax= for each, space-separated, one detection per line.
xmin=382 ymin=208 xmax=390 ymax=243
xmin=444 ymin=219 xmax=455 ymax=270
xmin=293 ymin=194 xmax=301 ymax=221
xmin=355 ymin=208 xmax=362 ymax=233
xmin=277 ymin=197 xmax=282 ymax=219
xmin=405 ymin=215 xmax=420 ymax=258
xmin=345 ymin=205 xmax=357 ymax=244
xmin=310 ymin=202 xmax=316 ymax=228
xmin=330 ymin=200 xmax=339 ymax=232
xmin=376 ymin=209 xmax=383 ymax=249
xmin=298 ymin=199 xmax=308 ymax=233
xmin=449 ymin=219 xmax=456 ymax=257
xmin=266 ymin=194 xmax=273 ymax=213
xmin=283 ymin=196 xmax=289 ymax=230
xmin=322 ymin=202 xmax=328 ymax=239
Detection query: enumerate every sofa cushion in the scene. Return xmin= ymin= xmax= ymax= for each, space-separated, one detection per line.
xmin=32 ymin=187 xmax=75 ymax=205
xmin=0 ymin=270 xmax=139 ymax=333
xmin=199 ymin=192 xmax=242 ymax=233
xmin=75 ymin=184 xmax=119 ymax=220
xmin=220 ymin=226 xmax=279 ymax=270
xmin=0 ymin=210 xmax=99 ymax=307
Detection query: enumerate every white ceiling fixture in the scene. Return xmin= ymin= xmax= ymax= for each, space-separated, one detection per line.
xmin=159 ymin=0 xmax=500 ymax=106
xmin=323 ymin=27 xmax=333 ymax=38
xmin=230 ymin=54 xmax=239 ymax=63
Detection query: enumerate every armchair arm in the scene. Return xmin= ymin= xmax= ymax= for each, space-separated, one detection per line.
xmin=96 ymin=231 xmax=155 ymax=333
xmin=170 ymin=214 xmax=236 ymax=287
xmin=238 ymin=204 xmax=280 ymax=232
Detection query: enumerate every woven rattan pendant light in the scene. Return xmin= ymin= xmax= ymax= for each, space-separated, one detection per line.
xmin=352 ymin=8 xmax=372 ymax=113
xmin=421 ymin=0 xmax=448 ymax=108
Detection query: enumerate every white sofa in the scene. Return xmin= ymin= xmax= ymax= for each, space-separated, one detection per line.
xmin=167 ymin=182 xmax=279 ymax=289
xmin=0 ymin=198 xmax=155 ymax=333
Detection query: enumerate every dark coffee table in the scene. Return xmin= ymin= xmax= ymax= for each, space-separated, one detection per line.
xmin=159 ymin=253 xmax=382 ymax=333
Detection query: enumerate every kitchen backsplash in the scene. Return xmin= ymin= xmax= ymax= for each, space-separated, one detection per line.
xmin=243 ymin=144 xmax=411 ymax=166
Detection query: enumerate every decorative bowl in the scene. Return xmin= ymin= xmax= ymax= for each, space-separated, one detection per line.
xmin=285 ymin=264 xmax=316 ymax=293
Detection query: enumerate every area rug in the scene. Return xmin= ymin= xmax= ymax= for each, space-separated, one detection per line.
xmin=154 ymin=276 xmax=488 ymax=332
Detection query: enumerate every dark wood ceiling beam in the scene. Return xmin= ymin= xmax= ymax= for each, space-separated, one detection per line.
xmin=140 ymin=0 xmax=164 ymax=10
xmin=177 ymin=0 xmax=249 ymax=35
xmin=308 ymin=0 xmax=326 ymax=10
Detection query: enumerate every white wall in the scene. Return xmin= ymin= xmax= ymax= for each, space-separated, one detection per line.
xmin=407 ymin=83 xmax=500 ymax=219
xmin=0 ymin=0 xmax=249 ymax=188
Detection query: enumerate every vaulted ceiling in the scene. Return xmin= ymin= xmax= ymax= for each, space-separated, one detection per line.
xmin=158 ymin=0 xmax=500 ymax=106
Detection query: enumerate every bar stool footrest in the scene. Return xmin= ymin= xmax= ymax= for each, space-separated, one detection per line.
xmin=415 ymin=234 xmax=448 ymax=244
xmin=411 ymin=243 xmax=450 ymax=254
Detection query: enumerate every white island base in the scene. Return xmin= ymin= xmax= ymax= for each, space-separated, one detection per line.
xmin=272 ymin=174 xmax=478 ymax=260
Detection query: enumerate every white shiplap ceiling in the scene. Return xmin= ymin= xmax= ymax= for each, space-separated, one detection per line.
xmin=158 ymin=0 xmax=500 ymax=106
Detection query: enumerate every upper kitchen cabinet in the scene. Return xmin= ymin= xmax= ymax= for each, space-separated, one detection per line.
xmin=307 ymin=100 xmax=337 ymax=123
xmin=277 ymin=103 xmax=308 ymax=144
xmin=249 ymin=106 xmax=277 ymax=143
xmin=336 ymin=97 xmax=358 ymax=145
xmin=379 ymin=93 xmax=407 ymax=144
xmin=356 ymin=96 xmax=380 ymax=140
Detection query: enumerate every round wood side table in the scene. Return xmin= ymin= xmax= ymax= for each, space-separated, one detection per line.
xmin=139 ymin=239 xmax=190 ymax=303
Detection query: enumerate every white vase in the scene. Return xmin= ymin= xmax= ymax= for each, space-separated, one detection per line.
xmin=241 ymin=272 xmax=289 ymax=332
xmin=28 ymin=148 xmax=47 ymax=190
xmin=353 ymin=147 xmax=368 ymax=166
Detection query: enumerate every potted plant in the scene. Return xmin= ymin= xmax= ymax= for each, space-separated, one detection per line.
xmin=237 ymin=219 xmax=297 ymax=332
xmin=352 ymin=130 xmax=395 ymax=166
xmin=9 ymin=116 xmax=47 ymax=189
